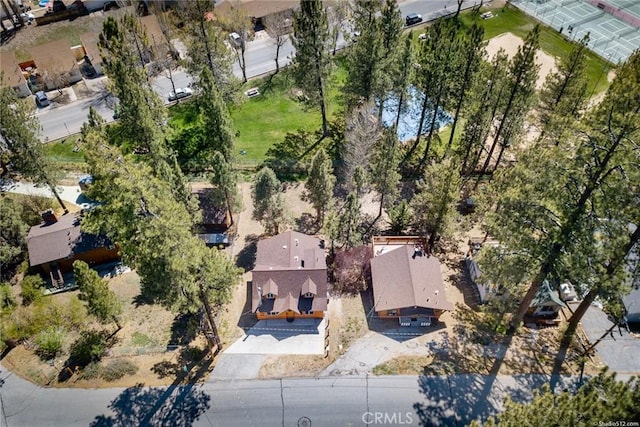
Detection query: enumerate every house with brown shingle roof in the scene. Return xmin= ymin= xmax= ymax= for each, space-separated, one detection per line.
xmin=251 ymin=231 xmax=328 ymax=320
xmin=0 ymin=50 xmax=31 ymax=97
xmin=79 ymin=32 xmax=103 ymax=76
xmin=191 ymin=184 xmax=231 ymax=247
xmin=370 ymin=245 xmax=453 ymax=327
xmin=28 ymin=39 xmax=82 ymax=90
xmin=27 ymin=210 xmax=119 ymax=287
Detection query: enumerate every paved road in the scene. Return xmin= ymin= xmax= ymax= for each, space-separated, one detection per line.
xmin=0 ymin=364 xmax=580 ymax=427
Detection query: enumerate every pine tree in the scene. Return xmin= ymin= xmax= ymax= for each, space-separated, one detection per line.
xmin=209 ymin=151 xmax=241 ymax=227
xmin=537 ymin=34 xmax=590 ymax=144
xmin=478 ymin=370 xmax=640 ymax=426
xmin=444 ymin=23 xmax=485 ymax=158
xmin=178 ymin=0 xmax=237 ymax=102
xmin=392 ymin=34 xmax=415 ymax=131
xmin=344 ymin=0 xmax=383 ymax=105
xmin=73 ymin=260 xmax=123 ymax=330
xmin=252 ymin=167 xmax=288 ymax=235
xmin=375 ymin=0 xmax=404 ymax=117
xmin=481 ymin=25 xmax=539 ymax=175
xmin=488 ymin=51 xmax=640 ymax=331
xmin=81 ymin=132 xmax=241 ymax=352
xmin=369 ymin=128 xmax=401 ymax=229
xmin=335 ymin=192 xmax=363 ymax=249
xmin=304 ymin=148 xmax=336 ymax=226
xmin=0 ymin=77 xmax=67 ymax=212
xmin=411 ymin=158 xmax=462 ymax=251
xmin=0 ymin=197 xmax=28 ymax=276
xmin=404 ymin=19 xmax=458 ymax=168
xmin=291 ymin=0 xmax=331 ymax=136
xmin=198 ymin=66 xmax=236 ymax=163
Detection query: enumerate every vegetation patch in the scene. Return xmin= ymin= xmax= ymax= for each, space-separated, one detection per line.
xmin=100 ymin=358 xmax=139 ymax=382
xmin=373 ymin=356 xmax=434 ymax=376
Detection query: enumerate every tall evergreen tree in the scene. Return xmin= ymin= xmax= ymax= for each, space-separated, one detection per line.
xmin=198 ymin=66 xmax=236 ymax=163
xmin=304 ymin=148 xmax=336 ymax=226
xmin=411 ymin=158 xmax=462 ymax=251
xmin=291 ymin=0 xmax=331 ymax=136
xmin=478 ymin=370 xmax=640 ymax=426
xmin=481 ymin=25 xmax=540 ymax=174
xmin=344 ymin=0 xmax=383 ymax=105
xmin=392 ymin=34 xmax=415 ymax=131
xmin=404 ymin=19 xmax=458 ymax=168
xmin=369 ymin=128 xmax=401 ymax=229
xmin=334 ymin=192 xmax=363 ymax=249
xmin=0 ymin=77 xmax=67 ymax=212
xmin=444 ymin=23 xmax=485 ymax=158
xmin=99 ymin=16 xmax=193 ymax=211
xmin=178 ymin=0 xmax=237 ymax=102
xmin=375 ymin=0 xmax=404 ymax=117
xmin=81 ymin=134 xmax=240 ymax=352
xmin=537 ymin=34 xmax=590 ymax=144
xmin=73 ymin=260 xmax=123 ymax=330
xmin=460 ymin=50 xmax=510 ymax=177
xmin=209 ymin=151 xmax=241 ymax=227
xmin=487 ymin=50 xmax=640 ymax=331
xmin=252 ymin=167 xmax=288 ymax=235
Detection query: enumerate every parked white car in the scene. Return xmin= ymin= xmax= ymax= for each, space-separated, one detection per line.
xmin=168 ymin=87 xmax=193 ymax=102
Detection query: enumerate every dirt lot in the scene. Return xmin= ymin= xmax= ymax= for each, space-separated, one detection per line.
xmin=3 ymin=272 xmax=212 ymax=388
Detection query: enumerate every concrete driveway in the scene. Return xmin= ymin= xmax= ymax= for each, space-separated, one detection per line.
xmin=210 ymin=319 xmax=326 ymax=380
xmin=577 ymin=302 xmax=640 ymax=374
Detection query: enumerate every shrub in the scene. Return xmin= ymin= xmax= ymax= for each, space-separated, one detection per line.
xmin=69 ymin=330 xmax=108 ymax=366
xmin=332 ymin=246 xmax=373 ymax=295
xmin=21 ymin=275 xmax=45 ymax=306
xmin=34 ymin=326 xmax=66 ymax=360
xmin=0 ymin=282 xmax=17 ymax=315
xmin=81 ymin=361 xmax=102 ymax=380
xmin=101 ymin=359 xmax=138 ymax=382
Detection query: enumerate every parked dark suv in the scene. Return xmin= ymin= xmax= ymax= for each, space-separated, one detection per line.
xmin=405 ymin=13 xmax=423 ymax=26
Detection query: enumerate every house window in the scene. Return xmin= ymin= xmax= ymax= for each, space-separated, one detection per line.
xmin=266 ymin=293 xmax=275 ymax=299
xmin=539 ymin=305 xmax=555 ymax=313
xmin=269 ymin=311 xmax=278 ymax=316
xmin=309 ymin=311 xmax=314 ymax=314
xmin=304 ymin=292 xmax=314 ymax=298
xmin=388 ymin=310 xmax=397 ymax=316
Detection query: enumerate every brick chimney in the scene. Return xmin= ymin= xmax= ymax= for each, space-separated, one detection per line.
xmin=41 ymin=209 xmax=58 ymax=225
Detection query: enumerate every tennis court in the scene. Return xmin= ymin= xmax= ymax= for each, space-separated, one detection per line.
xmin=511 ymin=0 xmax=640 ymax=63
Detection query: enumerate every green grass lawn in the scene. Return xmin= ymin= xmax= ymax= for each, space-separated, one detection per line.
xmin=459 ymin=4 xmax=613 ymax=94
xmin=44 ymin=137 xmax=85 ymax=163
xmin=169 ymin=62 xmax=347 ymax=165
xmin=230 ymin=72 xmax=322 ymax=163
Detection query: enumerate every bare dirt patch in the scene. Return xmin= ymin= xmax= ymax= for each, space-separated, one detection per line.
xmin=485 ymin=32 xmax=558 ymax=89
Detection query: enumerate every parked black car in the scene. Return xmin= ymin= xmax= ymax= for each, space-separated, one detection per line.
xmin=405 ymin=13 xmax=423 ymax=26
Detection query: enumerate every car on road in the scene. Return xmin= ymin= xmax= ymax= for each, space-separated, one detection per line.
xmin=229 ymin=32 xmax=241 ymax=47
xmin=168 ymin=87 xmax=193 ymax=102
xmin=405 ymin=13 xmax=422 ymax=26
xmin=35 ymin=91 xmax=49 ymax=107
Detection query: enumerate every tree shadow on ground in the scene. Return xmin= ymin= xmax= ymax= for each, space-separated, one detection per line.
xmin=168 ymin=313 xmax=200 ymax=346
xmin=92 ymin=352 xmax=214 ymax=426
xmin=448 ymin=260 xmax=482 ymax=309
xmin=150 ymin=346 xmax=210 ymax=380
xmin=295 ymin=212 xmax=319 ymax=235
xmin=235 ymin=233 xmax=259 ymax=272
xmin=412 ymin=304 xmax=558 ymax=425
xmin=89 ymin=383 xmax=211 ymax=427
xmin=237 ymin=281 xmax=258 ymax=330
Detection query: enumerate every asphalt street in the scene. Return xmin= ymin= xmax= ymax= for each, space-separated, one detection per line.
xmin=0 ymin=365 xmax=580 ymax=427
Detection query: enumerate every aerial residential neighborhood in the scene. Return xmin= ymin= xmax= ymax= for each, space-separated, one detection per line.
xmin=0 ymin=0 xmax=639 ymax=426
